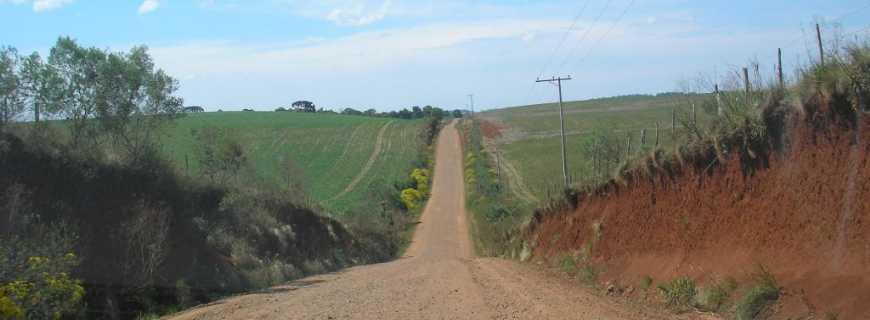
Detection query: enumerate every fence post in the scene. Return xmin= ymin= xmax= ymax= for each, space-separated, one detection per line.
xmin=816 ymin=23 xmax=825 ymax=65
xmin=743 ymin=67 xmax=751 ymax=107
xmin=777 ymin=48 xmax=784 ymax=88
xmin=640 ymin=128 xmax=646 ymax=146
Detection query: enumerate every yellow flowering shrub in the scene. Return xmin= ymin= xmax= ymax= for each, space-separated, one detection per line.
xmin=400 ymin=188 xmax=423 ymax=210
xmin=0 ymin=254 xmax=84 ymax=320
xmin=410 ymin=168 xmax=430 ymax=195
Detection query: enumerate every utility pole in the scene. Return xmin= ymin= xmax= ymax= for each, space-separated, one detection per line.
xmin=468 ymin=94 xmax=475 ymax=118
xmin=536 ymin=75 xmax=572 ymax=187
xmin=816 ymin=23 xmax=825 ymax=65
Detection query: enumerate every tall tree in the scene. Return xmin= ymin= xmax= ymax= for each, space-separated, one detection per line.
xmin=49 ymin=37 xmax=106 ymax=145
xmin=94 ymin=46 xmax=183 ymax=161
xmin=19 ymin=52 xmax=62 ymax=123
xmin=0 ymin=46 xmax=24 ymax=126
xmin=411 ymin=106 xmax=424 ymax=118
xmin=292 ymin=100 xmax=316 ymax=112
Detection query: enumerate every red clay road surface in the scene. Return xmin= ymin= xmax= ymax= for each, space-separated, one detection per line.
xmin=165 ymin=120 xmax=691 ymax=320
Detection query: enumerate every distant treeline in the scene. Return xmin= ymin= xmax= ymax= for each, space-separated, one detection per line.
xmin=270 ymin=101 xmax=464 ymax=120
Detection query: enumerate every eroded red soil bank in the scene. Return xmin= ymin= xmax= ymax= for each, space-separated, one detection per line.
xmin=530 ymin=117 xmax=870 ymax=318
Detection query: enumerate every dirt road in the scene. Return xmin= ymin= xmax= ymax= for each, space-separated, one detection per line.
xmin=166 ymin=121 xmax=679 ymax=320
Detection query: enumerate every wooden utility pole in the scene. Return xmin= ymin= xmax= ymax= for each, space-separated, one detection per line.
xmin=816 ymin=23 xmax=825 ymax=65
xmin=743 ymin=67 xmax=751 ymax=106
xmin=715 ymin=84 xmax=722 ymax=116
xmin=536 ymin=75 xmax=573 ymax=187
xmin=777 ymin=48 xmax=784 ymax=88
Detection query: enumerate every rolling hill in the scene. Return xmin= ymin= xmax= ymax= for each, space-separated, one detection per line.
xmin=160 ymin=111 xmax=425 ymax=214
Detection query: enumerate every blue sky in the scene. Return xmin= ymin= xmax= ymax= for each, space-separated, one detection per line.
xmin=2 ymin=0 xmax=869 ymax=111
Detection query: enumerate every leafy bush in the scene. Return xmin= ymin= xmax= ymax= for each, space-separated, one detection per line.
xmin=400 ymin=188 xmax=423 ymax=210
xmin=0 ymin=229 xmax=84 ymax=320
xmin=410 ymin=168 xmax=430 ymax=195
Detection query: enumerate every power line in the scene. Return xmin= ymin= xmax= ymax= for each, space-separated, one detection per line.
xmin=520 ymin=0 xmax=594 ymax=108
xmin=535 ymin=0 xmax=593 ymax=79
xmin=553 ymin=0 xmax=616 ymax=74
xmin=562 ymin=0 xmax=637 ymax=72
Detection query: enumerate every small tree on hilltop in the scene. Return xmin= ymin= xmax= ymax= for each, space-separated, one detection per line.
xmin=292 ymin=100 xmax=316 ymax=113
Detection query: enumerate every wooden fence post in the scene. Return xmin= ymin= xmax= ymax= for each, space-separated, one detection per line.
xmin=816 ymin=23 xmax=825 ymax=65
xmin=640 ymin=128 xmax=646 ymax=146
xmin=743 ymin=67 xmax=751 ymax=107
xmin=691 ymin=103 xmax=696 ymax=126
xmin=777 ymin=48 xmax=784 ymax=88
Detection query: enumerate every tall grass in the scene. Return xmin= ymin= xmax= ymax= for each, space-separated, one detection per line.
xmin=461 ymin=119 xmax=532 ymax=257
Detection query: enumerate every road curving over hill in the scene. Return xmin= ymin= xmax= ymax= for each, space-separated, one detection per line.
xmin=166 ymin=120 xmax=687 ymax=320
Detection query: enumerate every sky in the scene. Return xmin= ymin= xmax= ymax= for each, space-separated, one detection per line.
xmin=2 ymin=0 xmax=869 ymax=111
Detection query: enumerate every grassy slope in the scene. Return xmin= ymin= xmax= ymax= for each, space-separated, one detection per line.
xmin=160 ymin=112 xmax=422 ymax=214
xmin=482 ymin=94 xmax=711 ymax=202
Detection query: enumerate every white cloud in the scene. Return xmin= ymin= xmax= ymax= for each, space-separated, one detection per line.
xmin=138 ymin=0 xmax=160 ymax=15
xmin=326 ymin=0 xmax=392 ymax=26
xmin=275 ymin=0 xmax=398 ymax=27
xmin=32 ymin=0 xmax=72 ymax=12
xmin=148 ymin=19 xmax=567 ymax=79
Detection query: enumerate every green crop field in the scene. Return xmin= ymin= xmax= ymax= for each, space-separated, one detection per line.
xmin=160 ymin=111 xmax=423 ymax=214
xmin=481 ymin=94 xmax=714 ymax=204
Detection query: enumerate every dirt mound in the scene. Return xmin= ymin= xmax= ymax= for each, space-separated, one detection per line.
xmin=529 ymin=111 xmax=870 ymax=318
xmin=479 ymin=119 xmax=504 ymax=139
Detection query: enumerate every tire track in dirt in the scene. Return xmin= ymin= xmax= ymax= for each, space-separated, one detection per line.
xmin=482 ymin=138 xmax=539 ymax=204
xmin=327 ymin=121 xmax=393 ymax=202
xmin=325 ymin=124 xmax=365 ymax=175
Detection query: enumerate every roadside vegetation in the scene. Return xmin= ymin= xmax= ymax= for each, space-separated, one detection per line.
xmin=459 ymin=118 xmax=533 ymax=257
xmin=470 ymin=28 xmax=870 ymax=318
xmin=519 ymin=38 xmax=870 ymax=318
xmin=0 ymin=37 xmax=447 ymax=319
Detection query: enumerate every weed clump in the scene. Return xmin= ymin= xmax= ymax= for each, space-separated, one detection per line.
xmin=558 ymin=256 xmax=578 ymax=273
xmin=735 ymin=268 xmax=780 ymax=320
xmin=658 ymin=277 xmax=697 ymax=312
xmin=639 ymin=275 xmax=653 ymax=291
xmin=699 ymin=277 xmax=738 ymax=312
